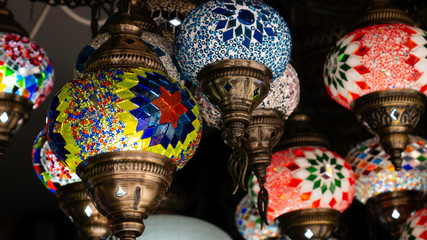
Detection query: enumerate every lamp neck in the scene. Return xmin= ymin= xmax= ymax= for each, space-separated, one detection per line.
xmin=357 ymin=0 xmax=412 ymax=27
xmin=0 ymin=7 xmax=28 ymax=36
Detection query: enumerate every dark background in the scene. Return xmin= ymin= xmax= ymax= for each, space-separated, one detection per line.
xmin=0 ymin=0 xmax=426 ymax=239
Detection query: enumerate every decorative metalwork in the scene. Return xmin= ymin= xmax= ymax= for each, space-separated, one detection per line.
xmin=30 ymin=0 xmax=116 ymax=9
xmin=56 ymin=182 xmax=111 ymax=240
xmin=352 ymin=89 xmax=427 ymax=170
xmin=76 ymin=151 xmax=175 ymax=240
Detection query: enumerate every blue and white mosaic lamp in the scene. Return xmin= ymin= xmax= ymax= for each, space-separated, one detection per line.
xmin=175 ymin=0 xmax=292 ymax=148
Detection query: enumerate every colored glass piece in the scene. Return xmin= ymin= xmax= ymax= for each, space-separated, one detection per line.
xmin=400 ymin=208 xmax=427 ymax=240
xmin=47 ymin=67 xmax=202 ymax=172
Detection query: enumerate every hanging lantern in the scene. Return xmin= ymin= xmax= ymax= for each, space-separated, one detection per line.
xmin=400 ymin=207 xmax=427 ymax=240
xmin=235 ymin=194 xmax=279 ymax=240
xmin=248 ymin=112 xmax=356 ymax=240
xmin=0 ymin=5 xmax=54 ymax=157
xmin=32 ymin=129 xmax=110 ymax=240
xmin=175 ymin=0 xmax=292 ymax=149
xmin=346 ymin=135 xmax=426 ymax=239
xmin=47 ymin=10 xmax=201 ymax=240
xmin=323 ymin=1 xmax=427 ymax=170
xmin=74 ymin=0 xmax=180 ymax=82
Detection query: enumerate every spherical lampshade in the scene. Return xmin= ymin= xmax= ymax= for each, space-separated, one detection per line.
xmin=248 ymin=146 xmax=356 ymax=223
xmin=235 ymin=195 xmax=278 ymax=240
xmin=346 ymin=135 xmax=427 ymax=204
xmin=0 ymin=31 xmax=54 ymax=108
xmin=195 ymin=63 xmax=300 ymax=129
xmin=135 ymin=214 xmax=232 ymax=240
xmin=47 ymin=67 xmax=202 ymax=172
xmin=32 ymin=129 xmax=80 ymax=194
xmin=400 ymin=207 xmax=427 ymax=240
xmin=175 ymin=0 xmax=292 ymax=85
xmin=324 ymin=23 xmax=427 ymax=110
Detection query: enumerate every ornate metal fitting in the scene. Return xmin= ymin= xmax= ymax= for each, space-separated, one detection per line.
xmin=275 ymin=111 xmax=330 ymax=152
xmin=76 ymin=151 xmax=175 ymax=240
xmin=84 ymin=12 xmax=166 ymax=73
xmin=276 ymin=208 xmax=341 ymax=240
xmin=0 ymin=8 xmax=28 ymax=36
xmin=55 ymin=182 xmax=111 ymax=240
xmin=357 ymin=0 xmax=413 ymax=27
xmin=0 ymin=93 xmax=32 ymax=158
xmin=197 ymin=59 xmax=272 ymax=147
xmin=351 ymin=89 xmax=426 ymax=170
xmin=366 ymin=190 xmax=426 ymax=240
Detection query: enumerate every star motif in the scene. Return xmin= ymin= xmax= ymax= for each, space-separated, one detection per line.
xmin=151 ymin=86 xmax=188 ymax=128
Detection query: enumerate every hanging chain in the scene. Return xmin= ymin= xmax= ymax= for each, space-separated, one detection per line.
xmin=90 ymin=0 xmax=101 ymax=37
xmin=257 ymin=177 xmax=269 ymax=227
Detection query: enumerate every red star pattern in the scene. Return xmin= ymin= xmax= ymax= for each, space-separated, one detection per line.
xmin=152 ymin=86 xmax=188 ymax=128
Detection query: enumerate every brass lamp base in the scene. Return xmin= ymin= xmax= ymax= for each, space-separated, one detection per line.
xmin=351 ymin=89 xmax=426 ymax=170
xmin=56 ymin=182 xmax=111 ymax=240
xmin=366 ymin=190 xmax=425 ymax=240
xmin=0 ymin=92 xmax=33 ymax=159
xmin=197 ymin=59 xmax=272 ymax=146
xmin=76 ymin=151 xmax=175 ymax=240
xmin=276 ymin=208 xmax=340 ymax=240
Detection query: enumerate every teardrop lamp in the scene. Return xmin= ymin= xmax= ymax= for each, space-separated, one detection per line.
xmin=175 ymin=0 xmax=292 ymax=154
xmin=248 ymin=112 xmax=356 ymax=240
xmin=0 ymin=4 xmax=54 ymax=157
xmin=74 ymin=0 xmax=180 ymax=82
xmin=346 ymin=135 xmax=426 ymax=239
xmin=235 ymin=194 xmax=279 ymax=240
xmin=400 ymin=207 xmax=427 ymax=240
xmin=46 ymin=10 xmax=202 ymax=240
xmin=323 ymin=0 xmax=427 ymax=170
xmin=32 ymin=129 xmax=110 ymax=240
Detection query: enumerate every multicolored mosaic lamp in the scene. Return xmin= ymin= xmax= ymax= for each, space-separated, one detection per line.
xmin=175 ymin=0 xmax=292 ymax=151
xmin=47 ymin=9 xmax=201 ymax=240
xmin=346 ymin=135 xmax=427 ymax=239
xmin=235 ymin=194 xmax=279 ymax=240
xmin=323 ymin=0 xmax=427 ymax=170
xmin=32 ymin=129 xmax=110 ymax=240
xmin=248 ymin=112 xmax=356 ymax=240
xmin=400 ymin=207 xmax=427 ymax=240
xmin=74 ymin=0 xmax=180 ymax=82
xmin=0 ymin=5 xmax=54 ymax=157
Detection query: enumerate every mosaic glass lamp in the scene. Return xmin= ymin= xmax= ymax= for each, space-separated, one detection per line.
xmin=175 ymin=0 xmax=292 ymax=150
xmin=74 ymin=0 xmax=180 ymax=83
xmin=235 ymin=195 xmax=279 ymax=240
xmin=32 ymin=129 xmax=110 ymax=240
xmin=323 ymin=0 xmax=427 ymax=170
xmin=47 ymin=10 xmax=202 ymax=240
xmin=346 ymin=135 xmax=427 ymax=239
xmin=0 ymin=5 xmax=54 ymax=157
xmin=400 ymin=207 xmax=427 ymax=240
xmin=248 ymin=112 xmax=356 ymax=240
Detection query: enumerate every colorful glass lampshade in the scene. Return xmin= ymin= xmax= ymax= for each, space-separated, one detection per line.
xmin=0 ymin=7 xmax=54 ymax=156
xmin=400 ymin=207 xmax=427 ymax=240
xmin=175 ymin=0 xmax=292 ymax=149
xmin=74 ymin=0 xmax=180 ymax=82
xmin=324 ymin=8 xmax=427 ymax=170
xmin=235 ymin=195 xmax=279 ymax=240
xmin=346 ymin=135 xmax=426 ymax=239
xmin=47 ymin=10 xmax=202 ymax=240
xmin=32 ymin=129 xmax=110 ymax=240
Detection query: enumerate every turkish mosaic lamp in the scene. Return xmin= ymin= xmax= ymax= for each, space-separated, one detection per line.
xmin=0 ymin=5 xmax=54 ymax=156
xmin=175 ymin=0 xmax=292 ymax=151
xmin=74 ymin=0 xmax=180 ymax=83
xmin=248 ymin=112 xmax=356 ymax=240
xmin=346 ymin=135 xmax=426 ymax=239
xmin=323 ymin=0 xmax=427 ymax=171
xmin=400 ymin=207 xmax=427 ymax=240
xmin=46 ymin=10 xmax=202 ymax=240
xmin=32 ymin=129 xmax=110 ymax=240
xmin=235 ymin=195 xmax=279 ymax=240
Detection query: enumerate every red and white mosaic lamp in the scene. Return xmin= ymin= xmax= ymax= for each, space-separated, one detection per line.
xmin=400 ymin=207 xmax=427 ymax=240
xmin=323 ymin=1 xmax=427 ymax=171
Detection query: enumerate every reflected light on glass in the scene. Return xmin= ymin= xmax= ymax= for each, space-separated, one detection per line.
xmin=305 ymin=229 xmax=314 ymax=239
xmin=392 ymin=209 xmax=400 ymax=219
xmin=116 ymin=186 xmax=127 ymax=197
xmin=0 ymin=112 xmax=8 ymax=123
xmin=169 ymin=19 xmax=181 ymax=26
xmin=84 ymin=205 xmax=93 ymax=217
